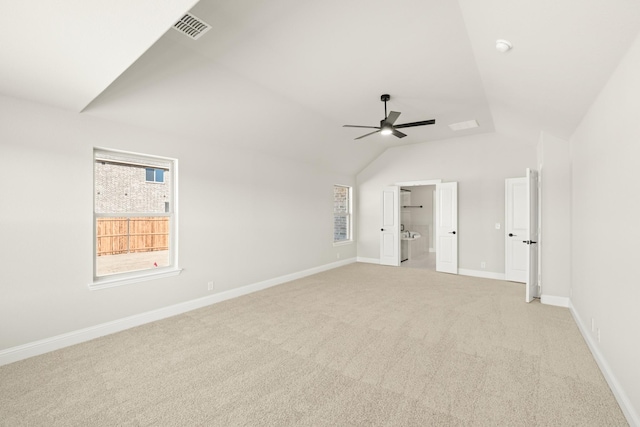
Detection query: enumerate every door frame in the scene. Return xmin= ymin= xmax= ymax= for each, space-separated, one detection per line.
xmin=525 ymin=168 xmax=540 ymax=303
xmin=395 ymin=180 xmax=443 ymax=187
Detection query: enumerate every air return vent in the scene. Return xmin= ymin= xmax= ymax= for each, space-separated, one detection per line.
xmin=448 ymin=120 xmax=479 ymax=131
xmin=172 ymin=13 xmax=211 ymax=40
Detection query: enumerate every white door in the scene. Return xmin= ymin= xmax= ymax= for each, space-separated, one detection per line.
xmin=525 ymin=169 xmax=539 ymax=303
xmin=380 ymin=186 xmax=400 ymax=266
xmin=505 ymin=177 xmax=528 ymax=283
xmin=435 ymin=182 xmax=458 ymax=274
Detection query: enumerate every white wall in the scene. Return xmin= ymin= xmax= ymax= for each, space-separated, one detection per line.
xmin=0 ymin=95 xmax=355 ymax=351
xmin=538 ymin=132 xmax=572 ymax=303
xmin=570 ymin=31 xmax=640 ymax=424
xmin=357 ymin=133 xmax=537 ymax=275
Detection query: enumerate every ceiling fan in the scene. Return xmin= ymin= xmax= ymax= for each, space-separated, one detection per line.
xmin=343 ymin=94 xmax=435 ymax=140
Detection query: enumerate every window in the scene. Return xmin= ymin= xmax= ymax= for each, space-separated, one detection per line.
xmin=333 ymin=185 xmax=352 ymax=243
xmin=93 ymin=148 xmax=179 ymax=288
xmin=145 ymin=167 xmax=165 ymax=183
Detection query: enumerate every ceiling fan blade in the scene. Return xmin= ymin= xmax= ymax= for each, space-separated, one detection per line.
xmin=385 ymin=111 xmax=401 ymax=125
xmin=355 ymin=130 xmax=381 ymax=140
xmin=392 ymin=129 xmax=407 ymax=139
xmin=343 ymin=125 xmax=380 ymax=129
xmin=394 ymin=119 xmax=436 ymax=129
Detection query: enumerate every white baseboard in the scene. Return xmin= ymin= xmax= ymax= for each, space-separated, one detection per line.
xmin=540 ymin=294 xmax=570 ymax=308
xmin=356 ymin=257 xmax=380 ymax=264
xmin=569 ymin=301 xmax=639 ymax=427
xmin=0 ymin=258 xmax=357 ymax=367
xmin=458 ymin=268 xmax=505 ymax=281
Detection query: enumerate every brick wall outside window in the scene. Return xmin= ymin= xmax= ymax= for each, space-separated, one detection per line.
xmin=334 ymin=185 xmax=351 ymax=242
xmin=95 ymin=162 xmax=170 ymax=213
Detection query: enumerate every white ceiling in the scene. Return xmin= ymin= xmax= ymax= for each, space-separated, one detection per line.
xmin=3 ymin=0 xmax=640 ymax=174
xmin=0 ymin=0 xmax=199 ymax=111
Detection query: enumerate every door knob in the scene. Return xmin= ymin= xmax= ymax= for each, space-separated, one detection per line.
xmin=522 ymin=240 xmax=538 ymax=245
xmin=449 ymin=231 xmax=456 ymax=234
xmin=509 ymin=233 xmax=516 ymax=237
xmin=381 ymin=228 xmax=384 ymax=231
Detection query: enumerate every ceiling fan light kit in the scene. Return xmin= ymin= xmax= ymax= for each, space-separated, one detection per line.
xmin=343 ymin=94 xmax=436 ymax=140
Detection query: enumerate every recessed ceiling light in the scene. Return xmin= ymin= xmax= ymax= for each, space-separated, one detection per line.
xmin=495 ymin=39 xmax=512 ymax=53
xmin=449 ymin=120 xmax=479 ymax=131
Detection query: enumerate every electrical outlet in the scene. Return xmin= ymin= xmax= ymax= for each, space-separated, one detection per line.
xmin=207 ymin=281 xmax=214 ymax=291
xmin=597 ymin=328 xmax=601 ymax=343
xmin=495 ymin=223 xmax=501 ymax=230
xmin=480 ymin=261 xmax=486 ymax=269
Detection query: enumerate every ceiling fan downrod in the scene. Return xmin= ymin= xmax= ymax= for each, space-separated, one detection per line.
xmin=381 ymin=94 xmax=390 ymax=119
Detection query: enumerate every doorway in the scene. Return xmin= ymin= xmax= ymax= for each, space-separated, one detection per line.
xmin=400 ymin=185 xmax=436 ymax=270
xmin=380 ymin=180 xmax=457 ymax=273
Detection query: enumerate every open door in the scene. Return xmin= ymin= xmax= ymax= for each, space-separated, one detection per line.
xmin=505 ymin=177 xmax=528 ymax=283
xmin=435 ymin=182 xmax=458 ymax=274
xmin=525 ymin=169 xmax=539 ymax=303
xmin=380 ymin=186 xmax=400 ymax=266
xmin=505 ymin=170 xmax=539 ymax=302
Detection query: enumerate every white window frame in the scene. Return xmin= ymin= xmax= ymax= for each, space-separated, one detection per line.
xmin=333 ymin=184 xmax=353 ymax=246
xmin=90 ymin=148 xmax=181 ymax=290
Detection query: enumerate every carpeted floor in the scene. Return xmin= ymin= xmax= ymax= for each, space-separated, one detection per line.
xmin=0 ymin=263 xmax=628 ymax=426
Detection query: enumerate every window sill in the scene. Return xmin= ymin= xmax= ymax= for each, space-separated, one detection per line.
xmin=89 ymin=267 xmax=182 ymax=291
xmin=333 ymin=240 xmax=353 ymax=247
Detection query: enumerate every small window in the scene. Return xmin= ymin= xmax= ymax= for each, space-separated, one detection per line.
xmin=94 ymin=149 xmax=178 ymax=286
xmin=333 ymin=185 xmax=352 ymax=243
xmin=145 ymin=167 xmax=165 ymax=183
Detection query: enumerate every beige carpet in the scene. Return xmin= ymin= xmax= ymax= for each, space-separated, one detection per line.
xmin=0 ymin=263 xmax=627 ymax=426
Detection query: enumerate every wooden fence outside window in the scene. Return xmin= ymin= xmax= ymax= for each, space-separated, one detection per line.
xmin=96 ymin=217 xmax=169 ymax=256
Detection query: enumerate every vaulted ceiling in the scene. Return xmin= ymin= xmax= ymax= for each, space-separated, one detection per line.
xmin=2 ymin=0 xmax=640 ymax=174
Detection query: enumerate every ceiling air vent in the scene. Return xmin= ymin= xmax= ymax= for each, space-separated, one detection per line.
xmin=172 ymin=13 xmax=211 ymax=40
xmin=448 ymin=120 xmax=479 ymax=131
